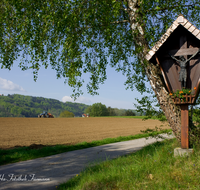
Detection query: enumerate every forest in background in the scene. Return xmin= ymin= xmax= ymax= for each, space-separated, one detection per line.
xmin=0 ymin=94 xmax=89 ymax=117
xmin=0 ymin=94 xmax=139 ymax=117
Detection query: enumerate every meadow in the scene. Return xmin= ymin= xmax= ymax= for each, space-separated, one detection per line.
xmin=59 ymin=138 xmax=200 ymax=190
xmin=3 ymin=116 xmax=198 ymax=190
xmin=0 ymin=117 xmax=171 ymax=165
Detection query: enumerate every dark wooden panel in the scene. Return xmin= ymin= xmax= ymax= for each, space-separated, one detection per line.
xmin=155 ymin=55 xmax=171 ymax=92
xmin=180 ymin=35 xmax=187 ymax=49
xmin=161 ymin=59 xmax=181 ymax=91
xmin=189 ymin=57 xmax=200 ymax=91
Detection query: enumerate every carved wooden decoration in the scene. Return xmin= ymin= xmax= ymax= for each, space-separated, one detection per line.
xmin=146 ymin=15 xmax=200 ymax=149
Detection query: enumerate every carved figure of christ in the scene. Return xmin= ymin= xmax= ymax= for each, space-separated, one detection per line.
xmin=169 ymin=48 xmax=200 ymax=88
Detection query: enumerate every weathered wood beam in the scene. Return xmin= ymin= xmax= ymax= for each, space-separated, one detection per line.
xmin=181 ymin=105 xmax=189 ymax=149
xmin=155 ymin=55 xmax=171 ymax=93
xmin=164 ymin=47 xmax=199 ymax=57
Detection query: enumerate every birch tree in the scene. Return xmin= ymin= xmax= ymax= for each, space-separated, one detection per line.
xmin=1 ymin=0 xmax=200 ymax=142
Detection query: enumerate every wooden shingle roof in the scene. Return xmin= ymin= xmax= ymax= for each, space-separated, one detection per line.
xmin=146 ymin=15 xmax=200 ymax=61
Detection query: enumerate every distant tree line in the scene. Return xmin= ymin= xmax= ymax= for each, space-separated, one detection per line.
xmin=0 ymin=94 xmax=89 ymax=117
xmin=84 ymin=103 xmax=138 ymax=117
xmin=0 ymin=94 xmax=140 ymax=118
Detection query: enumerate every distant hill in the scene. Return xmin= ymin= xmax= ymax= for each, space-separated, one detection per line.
xmin=0 ymin=94 xmax=89 ymax=117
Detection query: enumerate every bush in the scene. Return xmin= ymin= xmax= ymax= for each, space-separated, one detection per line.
xmin=125 ymin=110 xmax=136 ymax=116
xmin=85 ymin=103 xmax=108 ymax=117
xmin=59 ymin=110 xmax=74 ymax=118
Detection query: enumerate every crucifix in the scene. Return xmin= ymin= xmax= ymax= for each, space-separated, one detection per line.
xmin=167 ymin=35 xmax=199 ymax=149
xmin=169 ymin=48 xmax=200 ymax=88
xmin=146 ymin=15 xmax=200 ymax=153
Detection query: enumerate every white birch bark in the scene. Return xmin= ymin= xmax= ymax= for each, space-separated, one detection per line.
xmin=126 ymin=0 xmax=181 ymax=142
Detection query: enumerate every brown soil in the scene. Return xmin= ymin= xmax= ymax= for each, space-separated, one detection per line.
xmin=0 ymin=117 xmax=170 ymax=149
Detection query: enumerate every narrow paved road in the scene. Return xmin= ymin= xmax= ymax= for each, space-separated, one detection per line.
xmin=0 ymin=134 xmax=174 ymax=190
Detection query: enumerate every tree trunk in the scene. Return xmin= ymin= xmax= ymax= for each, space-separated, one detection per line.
xmin=126 ymin=0 xmax=181 ymax=143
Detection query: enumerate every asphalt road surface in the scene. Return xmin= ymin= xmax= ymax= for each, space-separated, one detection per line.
xmin=0 ymin=134 xmax=174 ymax=190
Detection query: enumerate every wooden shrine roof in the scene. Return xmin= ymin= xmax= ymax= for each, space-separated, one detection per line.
xmin=146 ymin=15 xmax=200 ymax=61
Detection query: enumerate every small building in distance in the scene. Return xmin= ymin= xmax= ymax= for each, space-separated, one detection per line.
xmin=82 ymin=113 xmax=90 ymax=117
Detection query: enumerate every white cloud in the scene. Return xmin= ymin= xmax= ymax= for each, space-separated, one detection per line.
xmin=61 ymin=96 xmax=92 ymax=104
xmin=0 ymin=77 xmax=25 ymax=91
xmin=61 ymin=96 xmax=73 ymax=102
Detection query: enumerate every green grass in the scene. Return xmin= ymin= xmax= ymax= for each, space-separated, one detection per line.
xmin=102 ymin=116 xmax=146 ymax=119
xmin=58 ymin=138 xmax=200 ymax=190
xmin=0 ymin=129 xmax=171 ymax=166
xmin=103 ymin=116 xmax=166 ymax=120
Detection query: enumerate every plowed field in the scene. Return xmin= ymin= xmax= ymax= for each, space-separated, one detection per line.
xmin=0 ymin=117 xmax=170 ymax=149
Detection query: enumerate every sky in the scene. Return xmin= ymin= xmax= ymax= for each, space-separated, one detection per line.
xmin=0 ymin=58 xmax=149 ymax=110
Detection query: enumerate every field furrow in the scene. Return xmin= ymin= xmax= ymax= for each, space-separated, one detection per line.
xmin=0 ymin=117 xmax=170 ymax=149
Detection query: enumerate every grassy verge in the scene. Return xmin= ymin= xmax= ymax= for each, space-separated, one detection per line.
xmin=58 ymin=138 xmax=200 ymax=190
xmin=103 ymin=116 xmax=166 ymax=120
xmin=0 ymin=129 xmax=171 ymax=166
xmin=102 ymin=116 xmax=146 ymax=119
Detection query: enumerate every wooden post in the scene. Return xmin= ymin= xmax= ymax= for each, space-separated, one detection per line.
xmin=181 ymin=105 xmax=189 ymax=149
